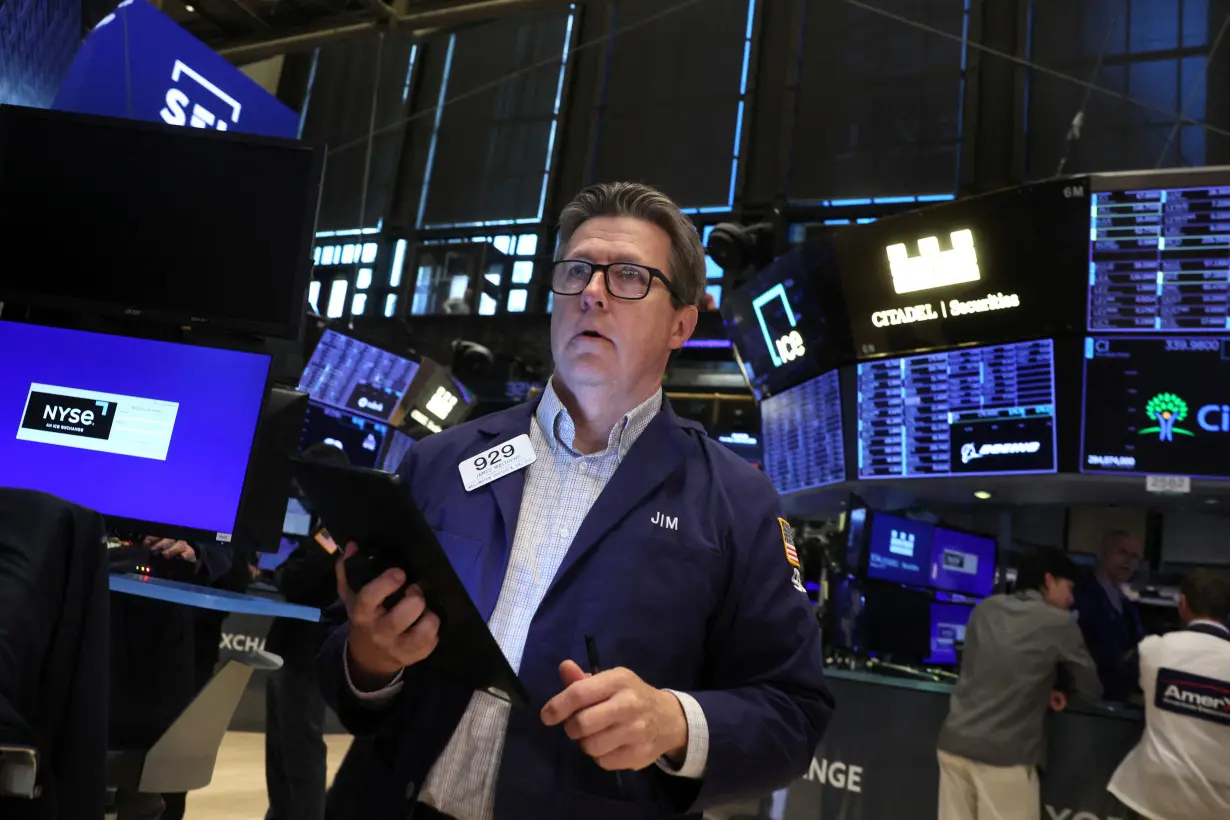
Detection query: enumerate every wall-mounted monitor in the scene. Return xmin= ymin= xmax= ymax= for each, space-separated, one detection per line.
xmin=721 ymin=239 xmax=853 ymax=399
xmin=760 ymin=369 xmax=846 ymax=493
xmin=0 ymin=320 xmax=271 ymax=542
xmin=930 ymin=526 xmax=996 ymax=598
xmin=836 ymin=178 xmax=1088 ymax=359
xmin=1088 ymin=184 xmax=1230 ymax=332
xmin=865 ymin=512 xmax=934 ymax=587
xmin=1081 ymin=336 xmax=1230 ymax=478
xmin=926 ymin=602 xmax=975 ymax=665
xmin=298 ymin=329 xmax=420 ymax=425
xmin=856 ymin=338 xmax=1058 ymax=479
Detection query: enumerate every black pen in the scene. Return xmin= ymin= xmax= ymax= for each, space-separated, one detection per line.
xmin=583 ymin=635 xmax=625 ymax=793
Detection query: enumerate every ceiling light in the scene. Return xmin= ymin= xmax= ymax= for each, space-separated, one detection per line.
xmin=1204 ymin=497 xmax=1219 ymax=505
xmin=185 ymin=4 xmax=196 ymax=11
xmin=973 ymin=490 xmax=992 ymax=500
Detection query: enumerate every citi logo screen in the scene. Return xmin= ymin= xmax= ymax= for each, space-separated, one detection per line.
xmin=16 ymin=383 xmax=179 ymax=461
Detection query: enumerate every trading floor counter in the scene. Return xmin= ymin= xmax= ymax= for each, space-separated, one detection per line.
xmin=780 ymin=668 xmax=1143 ymax=820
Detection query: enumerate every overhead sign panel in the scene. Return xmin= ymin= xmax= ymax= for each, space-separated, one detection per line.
xmin=52 ymin=0 xmax=299 ymax=139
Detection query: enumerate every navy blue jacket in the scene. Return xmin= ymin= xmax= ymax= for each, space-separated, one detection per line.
xmin=1073 ymin=575 xmax=1145 ymax=702
xmin=318 ymin=397 xmax=833 ymax=820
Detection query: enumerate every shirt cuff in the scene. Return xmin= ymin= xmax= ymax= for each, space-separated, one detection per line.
xmin=655 ymin=690 xmax=708 ymax=779
xmin=343 ymin=636 xmax=404 ymax=704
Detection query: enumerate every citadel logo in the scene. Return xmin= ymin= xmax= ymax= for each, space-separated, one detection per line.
xmin=425 ymin=386 xmax=460 ymax=421
xmin=20 ymin=391 xmax=116 ymax=440
xmin=889 ymin=529 xmax=916 ymax=557
xmin=886 ymin=228 xmax=981 ymax=295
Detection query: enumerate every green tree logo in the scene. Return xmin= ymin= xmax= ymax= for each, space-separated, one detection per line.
xmin=1138 ymin=393 xmax=1193 ymax=442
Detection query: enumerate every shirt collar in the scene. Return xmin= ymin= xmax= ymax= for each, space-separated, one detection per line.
xmin=535 ymin=378 xmax=663 ymax=461
xmin=1189 ymin=618 xmax=1230 ymax=633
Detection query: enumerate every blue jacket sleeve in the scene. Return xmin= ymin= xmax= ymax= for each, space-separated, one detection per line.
xmin=683 ymin=472 xmax=834 ymax=808
xmin=192 ymin=539 xmax=233 ymax=585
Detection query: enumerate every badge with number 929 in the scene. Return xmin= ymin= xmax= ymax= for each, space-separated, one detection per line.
xmin=458 ymin=433 xmax=537 ymax=491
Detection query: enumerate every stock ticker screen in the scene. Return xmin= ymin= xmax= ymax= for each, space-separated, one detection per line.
xmin=1081 ymin=336 xmax=1230 ymax=478
xmin=856 ymin=338 xmax=1057 ymax=478
xmin=760 ymin=369 xmax=846 ymax=493
xmin=1089 ymin=186 xmax=1230 ymax=331
xmin=297 ymin=330 xmax=420 ymax=424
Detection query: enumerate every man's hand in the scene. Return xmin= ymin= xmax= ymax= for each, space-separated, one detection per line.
xmin=144 ymin=537 xmax=197 ymax=564
xmin=335 ymin=542 xmax=440 ymax=691
xmin=541 ymin=661 xmax=688 ymax=771
xmin=1049 ymin=690 xmax=1068 ymax=712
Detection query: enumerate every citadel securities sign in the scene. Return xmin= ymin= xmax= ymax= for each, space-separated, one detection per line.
xmin=53 ymin=0 xmax=299 ymax=139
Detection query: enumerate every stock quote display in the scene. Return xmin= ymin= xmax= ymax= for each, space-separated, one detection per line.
xmin=1089 ymin=186 xmax=1230 ymax=331
xmin=1082 ymin=336 xmax=1230 ymax=478
xmin=297 ymin=330 xmax=419 ymax=424
xmin=760 ymin=369 xmax=846 ymax=493
xmin=856 ymin=339 xmax=1057 ymax=478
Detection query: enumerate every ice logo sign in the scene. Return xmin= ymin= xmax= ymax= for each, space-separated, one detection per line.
xmin=160 ymin=60 xmax=242 ymax=131
xmin=751 ymin=283 xmax=805 ymax=368
xmin=1139 ymin=393 xmax=1193 ymax=442
xmin=886 ymin=228 xmax=980 ymax=295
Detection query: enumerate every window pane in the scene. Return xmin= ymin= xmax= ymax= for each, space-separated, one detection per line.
xmin=516 ymin=234 xmax=538 ymax=256
xmin=705 ymin=256 xmax=724 ymax=279
xmin=479 ymin=293 xmax=498 ymax=315
xmin=308 ymin=280 xmax=321 ymax=312
xmin=352 ymin=292 xmax=368 ymax=315
xmin=313 ymin=246 xmax=322 ymax=265
xmin=341 ymin=244 xmax=356 ymax=265
xmin=449 ymin=275 xmax=469 ymax=300
xmin=512 ymin=260 xmax=534 ymax=284
xmin=507 ymin=289 xmax=528 ymax=312
xmin=494 ymin=235 xmax=513 ymax=254
xmin=705 ymin=283 xmax=723 ymax=308
xmin=322 ymin=246 xmax=336 ymax=265
xmin=326 ymin=279 xmax=348 ymax=318
xmin=357 ymin=268 xmax=373 ymax=290
xmin=384 ymin=294 xmax=398 ymax=317
xmin=361 ymin=242 xmax=379 ymax=264
xmin=484 ymin=272 xmax=501 ymax=286
xmin=390 ymin=239 xmax=407 ymax=287
xmin=547 ymin=291 xmax=554 ymax=313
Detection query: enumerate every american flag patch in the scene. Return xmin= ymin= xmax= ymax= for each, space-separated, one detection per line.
xmin=779 ymin=518 xmax=800 ymax=567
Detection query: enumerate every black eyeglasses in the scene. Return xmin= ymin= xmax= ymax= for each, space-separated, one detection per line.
xmin=551 ymin=260 xmax=682 ymax=303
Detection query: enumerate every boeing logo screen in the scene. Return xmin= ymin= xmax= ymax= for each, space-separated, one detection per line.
xmin=1082 ymin=336 xmax=1230 ymax=479
xmin=836 ymin=178 xmax=1089 ymax=358
xmin=866 ymin=512 xmax=933 ymax=587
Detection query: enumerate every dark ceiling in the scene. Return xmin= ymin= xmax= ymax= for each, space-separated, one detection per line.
xmin=135 ymin=0 xmax=576 ymax=64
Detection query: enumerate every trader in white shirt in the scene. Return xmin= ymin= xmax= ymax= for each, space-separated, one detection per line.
xmin=1107 ymin=569 xmax=1230 ymax=820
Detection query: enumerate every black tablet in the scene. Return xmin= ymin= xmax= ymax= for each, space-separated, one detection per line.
xmin=292 ymin=458 xmax=529 ymax=706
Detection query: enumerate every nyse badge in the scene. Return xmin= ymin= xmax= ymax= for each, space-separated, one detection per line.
xmin=779 ymin=517 xmax=800 ymax=568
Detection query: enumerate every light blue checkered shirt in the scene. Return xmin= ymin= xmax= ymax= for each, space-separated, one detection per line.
xmin=346 ymin=380 xmax=709 ymax=820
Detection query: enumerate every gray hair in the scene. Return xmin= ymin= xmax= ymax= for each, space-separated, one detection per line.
xmin=555 ymin=182 xmax=707 ymax=308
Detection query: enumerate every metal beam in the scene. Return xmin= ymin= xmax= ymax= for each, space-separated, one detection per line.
xmin=218 ymin=0 xmax=574 ymax=62
xmin=363 ymin=0 xmax=397 ymax=21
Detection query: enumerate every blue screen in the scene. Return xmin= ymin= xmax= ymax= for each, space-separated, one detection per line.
xmin=0 ymin=321 xmax=270 ymax=537
xmin=927 ymin=603 xmax=975 ymax=665
xmin=298 ymin=330 xmax=420 ymax=424
xmin=298 ymin=401 xmax=388 ymax=470
xmin=930 ymin=527 xmax=996 ymax=597
xmin=761 ymin=369 xmax=845 ymax=493
xmin=866 ymin=512 xmax=934 ymax=587
xmin=258 ymin=535 xmax=299 ymax=572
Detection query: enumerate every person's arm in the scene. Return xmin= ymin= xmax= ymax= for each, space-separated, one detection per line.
xmin=192 ymin=540 xmax=234 ymax=584
xmin=1057 ymin=617 xmax=1103 ymax=704
xmin=669 ymin=474 xmax=834 ymax=809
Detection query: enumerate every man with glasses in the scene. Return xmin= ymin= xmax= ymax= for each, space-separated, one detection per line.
xmin=318 ymin=182 xmax=833 ymax=820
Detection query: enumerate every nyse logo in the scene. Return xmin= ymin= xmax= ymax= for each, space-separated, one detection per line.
xmin=219 ymin=633 xmax=266 ymax=653
xmin=889 ymin=529 xmax=915 ymax=557
xmin=751 ymin=283 xmax=803 ymax=369
xmin=21 ymin=392 xmax=116 ymax=441
xmin=803 ymin=758 xmax=863 ymax=793
xmin=160 ymin=60 xmax=243 ymax=132
xmin=886 ymin=228 xmax=980 ymax=294
xmin=425 ymin=386 xmax=460 ymax=421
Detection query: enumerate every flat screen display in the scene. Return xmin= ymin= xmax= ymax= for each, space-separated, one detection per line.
xmin=761 ymin=369 xmax=846 ymax=493
xmin=866 ymin=512 xmax=934 ymax=587
xmin=258 ymin=535 xmax=300 ymax=572
xmin=715 ymin=432 xmax=763 ymax=470
xmin=397 ymin=362 xmax=473 ymax=435
xmin=0 ymin=320 xmax=270 ymax=538
xmin=298 ymin=330 xmax=420 ymax=424
xmin=1081 ymin=336 xmax=1230 ymax=478
xmin=0 ymin=106 xmax=321 ymax=339
xmin=299 ymin=401 xmax=388 ymax=470
xmin=721 ymin=239 xmax=853 ymax=399
xmin=836 ymin=178 xmax=1088 ymax=359
xmin=283 ymin=497 xmax=311 ymax=537
xmin=856 ymin=338 xmax=1057 ymax=478
xmin=1088 ymin=185 xmax=1230 ymax=331
xmin=930 ymin=527 xmax=996 ymax=597
xmin=927 ymin=603 xmax=975 ymax=665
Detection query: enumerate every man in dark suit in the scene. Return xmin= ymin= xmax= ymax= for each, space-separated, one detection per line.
xmin=1073 ymin=530 xmax=1145 ymax=701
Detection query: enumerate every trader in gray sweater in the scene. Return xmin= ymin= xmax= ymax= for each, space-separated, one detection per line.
xmin=937 ymin=548 xmax=1102 ymax=820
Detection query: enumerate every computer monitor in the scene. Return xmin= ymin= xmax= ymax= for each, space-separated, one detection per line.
xmin=298 ymin=401 xmax=388 ymax=470
xmin=258 ymin=535 xmax=300 ymax=573
xmin=865 ymin=512 xmax=934 ymax=587
xmin=395 ymin=359 xmax=473 ymax=436
xmin=0 ymin=106 xmax=322 ymax=340
xmin=232 ymin=388 xmax=308 ymax=553
xmin=930 ymin=526 xmax=997 ymax=597
xmin=926 ymin=602 xmax=976 ymax=665
xmin=0 ymin=320 xmax=271 ymax=541
xmin=283 ymin=497 xmax=311 ymax=537
xmin=298 ymin=329 xmax=421 ymax=424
